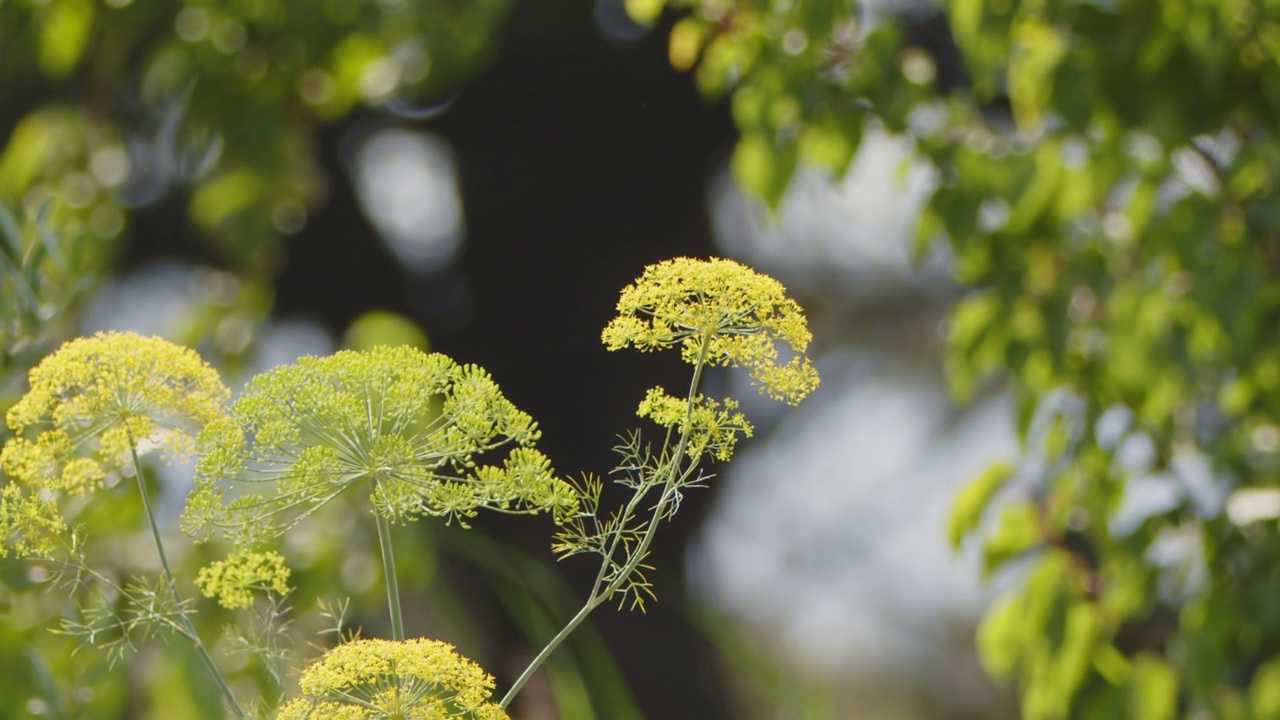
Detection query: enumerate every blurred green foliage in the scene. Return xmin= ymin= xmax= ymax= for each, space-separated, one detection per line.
xmin=0 ymin=204 xmax=99 ymax=378
xmin=0 ymin=3 xmax=646 ymax=718
xmin=633 ymin=0 xmax=930 ymax=208
xmin=0 ymin=0 xmax=514 ymax=377
xmin=13 ymin=0 xmax=1280 ymax=715
xmin=637 ymin=0 xmax=1280 ymax=717
xmin=0 ymin=0 xmax=508 ymax=269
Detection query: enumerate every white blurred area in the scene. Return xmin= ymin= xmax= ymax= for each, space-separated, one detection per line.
xmin=711 ymin=125 xmax=946 ymax=303
xmin=594 ymin=0 xmax=651 ymax=42
xmin=84 ymin=261 xmax=334 ymax=377
xmin=693 ymin=125 xmax=1018 ymax=717
xmin=351 ymin=128 xmax=464 ymax=275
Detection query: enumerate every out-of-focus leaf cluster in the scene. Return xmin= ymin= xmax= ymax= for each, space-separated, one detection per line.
xmin=638 ymin=0 xmax=1280 ymax=717
xmin=629 ymin=0 xmax=932 ymax=207
xmin=932 ymin=3 xmax=1280 ymax=716
xmin=0 ymin=4 xmax=513 ymax=711
xmin=0 ymin=0 xmax=509 ymax=268
xmin=0 ymin=204 xmax=98 ymax=379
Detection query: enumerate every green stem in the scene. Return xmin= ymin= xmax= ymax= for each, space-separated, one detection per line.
xmin=375 ymin=511 xmax=406 ymax=642
xmin=500 ymin=333 xmax=713 ymax=709
xmin=129 ymin=445 xmax=248 ymax=719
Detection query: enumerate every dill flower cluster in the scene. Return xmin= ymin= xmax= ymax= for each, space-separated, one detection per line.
xmin=276 ymin=638 xmax=509 ymax=720
xmin=0 ymin=331 xmax=230 ymax=556
xmin=602 ymin=257 xmax=819 ymax=463
xmin=602 ymin=257 xmax=820 ymax=405
xmin=636 ymin=388 xmax=752 ymax=462
xmin=194 ymin=549 xmax=292 ymax=609
xmin=184 ymin=345 xmax=577 ymax=547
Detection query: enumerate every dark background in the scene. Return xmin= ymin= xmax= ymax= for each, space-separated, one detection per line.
xmin=264 ymin=4 xmax=735 ymax=717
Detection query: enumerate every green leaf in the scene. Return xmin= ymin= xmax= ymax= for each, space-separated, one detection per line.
xmin=1128 ymin=654 xmax=1178 ymax=720
xmin=38 ymin=0 xmax=94 ymax=77
xmin=946 ymin=291 xmax=1003 ymax=401
xmin=799 ymin=118 xmax=862 ymax=179
xmin=1138 ymin=371 xmax=1183 ymax=428
xmin=190 ymin=167 xmax=265 ymax=231
xmin=977 ymin=593 xmax=1024 ymax=678
xmin=1249 ymin=658 xmax=1280 ymax=720
xmin=34 ymin=200 xmax=66 ymax=274
xmin=983 ymin=502 xmax=1043 ymax=575
xmin=1006 ymin=142 xmax=1063 ymax=234
xmin=1092 ymin=642 xmax=1132 ymax=685
xmin=947 ymin=0 xmax=1015 ymax=99
xmin=328 ymin=33 xmax=388 ymax=113
xmin=731 ymin=132 xmax=798 ymax=210
xmin=0 ymin=206 xmax=21 ymax=261
xmin=1053 ymin=603 xmax=1102 ymax=710
xmin=948 ymin=461 xmax=1014 ymax=549
xmin=344 ymin=311 xmax=430 ymax=351
xmin=0 ymin=112 xmax=65 ymax=197
xmin=799 ymin=0 xmax=838 ymax=38
xmin=625 ymin=0 xmax=665 ymax=26
xmin=1218 ymin=376 xmax=1254 ymax=416
xmin=668 ymin=18 xmax=708 ymax=71
xmin=1008 ymin=19 xmax=1068 ymax=130
xmin=949 ymin=0 xmax=984 ymax=52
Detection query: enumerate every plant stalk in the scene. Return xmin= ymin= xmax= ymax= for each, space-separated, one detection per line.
xmin=500 ymin=332 xmax=713 ymax=709
xmin=129 ymin=444 xmax=248 ymax=719
xmin=375 ymin=510 xmax=406 ymax=642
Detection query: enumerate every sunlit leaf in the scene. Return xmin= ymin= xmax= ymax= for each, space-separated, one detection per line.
xmin=983 ymin=502 xmax=1042 ymax=575
xmin=730 ymin=132 xmax=797 ymax=210
xmin=977 ymin=593 xmax=1023 ymax=679
xmin=1052 ymin=603 xmax=1102 ymax=713
xmin=668 ymin=18 xmax=707 ymax=72
xmin=799 ymin=118 xmax=861 ymax=179
xmin=190 ymin=167 xmax=265 ymax=231
xmin=1252 ymin=659 xmax=1280 ymax=720
xmin=1008 ymin=19 xmax=1067 ymax=130
xmin=948 ymin=461 xmax=1014 ymax=549
xmin=625 ymin=0 xmax=665 ymax=26
xmin=344 ymin=311 xmax=430 ymax=351
xmin=1128 ymin=655 xmax=1177 ymax=720
xmin=38 ymin=0 xmax=94 ymax=77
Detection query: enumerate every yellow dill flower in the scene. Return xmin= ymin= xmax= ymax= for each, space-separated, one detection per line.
xmin=637 ymin=388 xmax=753 ymax=461
xmin=602 ymin=257 xmax=820 ymax=404
xmin=195 ymin=549 xmax=291 ymax=609
xmin=0 ymin=484 xmax=65 ymax=557
xmin=185 ymin=346 xmax=577 ymax=546
xmin=0 ymin=331 xmax=230 ymax=556
xmin=276 ymin=638 xmax=510 ymax=720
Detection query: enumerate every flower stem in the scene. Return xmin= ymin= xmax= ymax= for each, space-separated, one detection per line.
xmin=500 ymin=333 xmax=713 ymax=709
xmin=375 ymin=511 xmax=406 ymax=642
xmin=129 ymin=445 xmax=248 ymax=719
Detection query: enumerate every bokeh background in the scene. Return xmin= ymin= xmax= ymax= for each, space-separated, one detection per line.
xmin=12 ymin=0 xmax=1270 ymax=718
xmin=6 ymin=0 xmax=1008 ymax=717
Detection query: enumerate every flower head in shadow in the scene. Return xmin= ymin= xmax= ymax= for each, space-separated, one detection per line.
xmin=275 ymin=638 xmax=509 ymax=720
xmin=601 ymin=257 xmax=819 ymax=404
xmin=185 ymin=346 xmax=576 ymax=546
xmin=0 ymin=331 xmax=230 ymax=556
